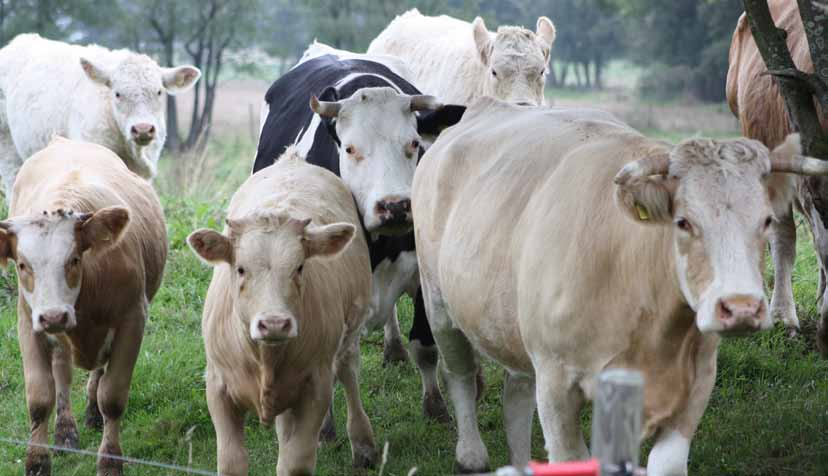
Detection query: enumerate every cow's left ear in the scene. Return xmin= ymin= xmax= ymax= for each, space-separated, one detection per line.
xmin=536 ymin=17 xmax=557 ymax=48
xmin=77 ymin=206 xmax=130 ymax=253
xmin=473 ymin=17 xmax=493 ymax=66
xmin=162 ymin=66 xmax=202 ymax=95
xmin=416 ymin=105 xmax=466 ymax=139
xmin=0 ymin=224 xmax=15 ymax=267
xmin=80 ymin=58 xmax=111 ymax=87
xmin=302 ymin=223 xmax=356 ymax=259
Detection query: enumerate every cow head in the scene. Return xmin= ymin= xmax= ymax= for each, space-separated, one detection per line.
xmin=473 ymin=16 xmax=556 ymax=105
xmin=311 ymin=87 xmax=453 ymax=235
xmin=188 ymin=210 xmax=356 ymax=344
xmin=79 ymin=55 xmax=200 ymax=176
xmin=614 ymin=134 xmax=826 ymax=336
xmin=0 ymin=207 xmax=130 ymax=333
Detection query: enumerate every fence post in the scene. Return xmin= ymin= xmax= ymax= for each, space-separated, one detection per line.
xmin=590 ymin=369 xmax=644 ymax=475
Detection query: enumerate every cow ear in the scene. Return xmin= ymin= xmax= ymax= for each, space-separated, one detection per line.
xmin=80 ymin=58 xmax=111 ymax=87
xmin=302 ymin=223 xmax=355 ymax=259
xmin=472 ymin=17 xmax=493 ymax=66
xmin=162 ymin=66 xmax=201 ymax=95
xmin=187 ymin=229 xmax=233 ymax=265
xmin=614 ymin=175 xmax=675 ymax=225
xmin=417 ymin=105 xmax=466 ymax=140
xmin=536 ymin=17 xmax=557 ymax=48
xmin=318 ymin=86 xmax=339 ymax=103
xmin=0 ymin=224 xmax=15 ymax=267
xmin=78 ymin=206 xmax=130 ymax=253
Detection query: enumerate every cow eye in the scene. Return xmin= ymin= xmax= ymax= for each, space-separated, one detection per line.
xmin=236 ymin=266 xmax=245 ymax=276
xmin=157 ymin=90 xmax=162 ymax=96
xmin=345 ymin=145 xmax=354 ymax=155
xmin=18 ymin=262 xmax=26 ymax=272
xmin=675 ymin=218 xmax=693 ymax=233
xmin=296 ymin=265 xmax=303 ymax=276
xmin=411 ymin=139 xmax=420 ymax=150
xmin=763 ymin=216 xmax=773 ymax=230
xmin=115 ymin=92 xmax=121 ymax=99
xmin=70 ymin=257 xmax=80 ymax=266
xmin=491 ymin=69 xmax=498 ymax=78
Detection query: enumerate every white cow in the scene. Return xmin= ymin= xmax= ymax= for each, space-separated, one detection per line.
xmin=413 ymin=98 xmax=828 ymax=475
xmin=368 ymin=9 xmax=556 ymax=105
xmin=0 ymin=34 xmax=201 ymax=196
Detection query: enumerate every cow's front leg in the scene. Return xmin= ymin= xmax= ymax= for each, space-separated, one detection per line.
xmin=86 ymin=368 xmax=104 ymax=430
xmin=383 ymin=303 xmax=409 ymax=364
xmin=19 ymin=309 xmax=55 ymax=476
xmin=769 ymin=206 xmax=799 ymax=333
xmin=647 ymin=336 xmax=718 ymax=476
xmin=52 ymin=339 xmax=79 ymax=449
xmin=503 ymin=371 xmax=536 ymax=467
xmin=96 ymin=317 xmax=144 ymax=476
xmin=207 ymin=370 xmax=248 ymax=476
xmin=276 ymin=370 xmax=332 ymax=476
xmin=335 ymin=333 xmax=377 ymax=468
xmin=535 ymin=363 xmax=588 ymax=463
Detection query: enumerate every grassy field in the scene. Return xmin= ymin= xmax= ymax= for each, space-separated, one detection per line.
xmin=0 ymin=89 xmax=827 ymax=476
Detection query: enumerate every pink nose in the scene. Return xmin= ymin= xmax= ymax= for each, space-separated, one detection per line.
xmin=38 ymin=311 xmax=70 ymax=332
xmin=130 ymin=123 xmax=156 ymax=143
xmin=716 ymin=295 xmax=765 ymax=334
xmin=255 ymin=316 xmax=296 ymax=341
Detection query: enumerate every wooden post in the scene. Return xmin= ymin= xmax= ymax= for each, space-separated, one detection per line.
xmin=591 ymin=369 xmax=644 ymax=476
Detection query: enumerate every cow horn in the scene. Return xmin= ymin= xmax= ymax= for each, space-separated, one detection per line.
xmin=410 ymin=95 xmax=442 ymax=112
xmin=770 ymin=155 xmax=828 ymax=175
xmin=613 ymin=153 xmax=671 ymax=185
xmin=310 ymin=95 xmax=341 ymax=118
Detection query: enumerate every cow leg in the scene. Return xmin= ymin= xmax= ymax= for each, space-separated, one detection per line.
xmin=769 ymin=207 xmax=799 ymax=333
xmin=318 ymin=400 xmax=337 ymax=442
xmin=383 ymin=304 xmax=409 ymax=364
xmin=52 ymin=340 xmax=79 ymax=450
xmin=647 ymin=337 xmax=718 ymax=476
xmin=502 ymin=371 xmax=536 ymax=467
xmin=19 ymin=311 xmax=56 ymax=476
xmin=421 ymin=282 xmax=489 ymax=473
xmin=85 ymin=369 xmax=104 ymax=430
xmin=276 ymin=371 xmax=332 ymax=476
xmin=535 ymin=364 xmax=588 ymax=462
xmin=96 ymin=317 xmax=144 ymax=476
xmin=409 ymin=287 xmax=449 ymax=422
xmin=207 ymin=370 xmax=248 ymax=476
xmin=335 ymin=333 xmax=377 ymax=468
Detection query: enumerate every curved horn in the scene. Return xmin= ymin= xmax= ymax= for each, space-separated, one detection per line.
xmin=310 ymin=95 xmax=341 ymax=118
xmin=410 ymin=95 xmax=442 ymax=112
xmin=771 ymin=154 xmax=828 ymax=175
xmin=613 ymin=153 xmax=671 ymax=185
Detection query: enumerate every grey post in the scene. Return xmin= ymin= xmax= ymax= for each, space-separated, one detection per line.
xmin=591 ymin=369 xmax=644 ymax=475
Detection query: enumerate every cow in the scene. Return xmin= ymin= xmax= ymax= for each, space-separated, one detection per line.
xmin=1 ymin=137 xmax=167 ymax=476
xmin=726 ymin=0 xmax=828 ymax=351
xmin=367 ymin=8 xmax=556 ymax=106
xmin=188 ymin=147 xmax=376 ymax=475
xmin=253 ymin=42 xmax=466 ymax=424
xmin=412 ymin=98 xmax=828 ymax=475
xmin=0 ymin=33 xmax=201 ymax=197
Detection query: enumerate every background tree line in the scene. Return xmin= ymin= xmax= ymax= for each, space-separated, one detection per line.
xmin=0 ymin=0 xmax=746 ymax=151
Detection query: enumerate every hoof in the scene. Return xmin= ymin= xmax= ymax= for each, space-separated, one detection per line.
xmin=26 ymin=451 xmax=51 ymax=476
xmin=383 ymin=340 xmax=410 ymax=366
xmin=97 ymin=448 xmax=123 ymax=476
xmin=85 ymin=402 xmax=103 ymax=431
xmin=786 ymin=326 xmax=800 ymax=339
xmin=55 ymin=417 xmax=80 ymax=450
xmin=423 ymin=391 xmax=450 ymax=423
xmin=352 ymin=443 xmax=377 ymax=469
xmin=454 ymin=461 xmax=489 ymax=474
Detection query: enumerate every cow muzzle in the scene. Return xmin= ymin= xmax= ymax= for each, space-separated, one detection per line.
xmin=34 ymin=306 xmax=76 ymax=333
xmin=130 ymin=123 xmax=156 ymax=146
xmin=714 ymin=294 xmax=767 ymax=336
xmin=373 ymin=197 xmax=412 ymax=234
xmin=250 ymin=314 xmax=298 ymax=343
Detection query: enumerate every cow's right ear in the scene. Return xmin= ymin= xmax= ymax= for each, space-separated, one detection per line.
xmin=416 ymin=105 xmax=466 ymax=139
xmin=187 ymin=229 xmax=232 ymax=265
xmin=472 ymin=17 xmax=493 ymax=66
xmin=80 ymin=58 xmax=111 ymax=87
xmin=613 ymin=154 xmax=675 ymax=225
xmin=0 ymin=224 xmax=15 ymax=267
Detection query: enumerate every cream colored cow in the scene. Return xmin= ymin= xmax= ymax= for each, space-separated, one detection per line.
xmin=188 ymin=147 xmax=376 ymax=476
xmin=2 ymin=137 xmax=167 ymax=476
xmin=412 ymin=99 xmax=828 ymax=475
xmin=368 ymin=9 xmax=555 ymax=105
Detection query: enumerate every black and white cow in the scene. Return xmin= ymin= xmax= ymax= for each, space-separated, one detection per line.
xmin=253 ymin=42 xmax=465 ymax=422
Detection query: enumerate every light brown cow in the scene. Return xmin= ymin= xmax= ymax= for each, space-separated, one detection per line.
xmin=188 ymin=147 xmax=376 ymax=476
xmin=726 ymin=0 xmax=828 ymax=348
xmin=412 ymin=99 xmax=828 ymax=475
xmin=1 ymin=137 xmax=167 ymax=476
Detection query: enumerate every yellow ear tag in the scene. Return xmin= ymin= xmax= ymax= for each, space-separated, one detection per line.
xmin=635 ymin=202 xmax=650 ymax=221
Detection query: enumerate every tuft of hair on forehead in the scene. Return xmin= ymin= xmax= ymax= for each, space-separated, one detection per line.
xmin=669 ymin=137 xmax=769 ymax=176
xmin=347 ymin=87 xmax=402 ymax=105
xmin=495 ymin=25 xmax=541 ymax=46
xmin=226 ymin=208 xmax=309 ymax=236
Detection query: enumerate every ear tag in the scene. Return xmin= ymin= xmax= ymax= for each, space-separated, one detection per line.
xmin=635 ymin=202 xmax=650 ymax=221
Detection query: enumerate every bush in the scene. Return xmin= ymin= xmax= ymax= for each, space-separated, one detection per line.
xmin=637 ymin=64 xmax=695 ymax=101
xmin=637 ymin=37 xmax=732 ymax=103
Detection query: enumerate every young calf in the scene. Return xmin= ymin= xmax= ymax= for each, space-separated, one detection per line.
xmin=189 ymin=147 xmax=376 ymax=476
xmin=2 ymin=137 xmax=167 ymax=476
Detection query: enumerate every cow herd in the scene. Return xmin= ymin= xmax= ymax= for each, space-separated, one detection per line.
xmin=0 ymin=3 xmax=825 ymax=476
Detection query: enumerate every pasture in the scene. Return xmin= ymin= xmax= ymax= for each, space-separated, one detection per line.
xmin=0 ymin=80 xmax=826 ymax=476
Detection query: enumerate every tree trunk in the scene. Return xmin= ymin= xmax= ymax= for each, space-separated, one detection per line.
xmin=560 ymin=62 xmax=569 ymax=87
xmin=594 ymin=57 xmax=604 ymax=90
xmin=573 ymin=63 xmax=582 ymax=88
xmin=548 ymin=61 xmax=558 ymax=87
xmin=582 ymin=62 xmax=591 ymax=89
xmin=163 ymin=5 xmax=181 ymax=152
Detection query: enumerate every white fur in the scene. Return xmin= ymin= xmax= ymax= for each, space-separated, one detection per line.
xmin=647 ymin=430 xmax=690 ymax=476
xmin=0 ymin=34 xmax=200 ymax=195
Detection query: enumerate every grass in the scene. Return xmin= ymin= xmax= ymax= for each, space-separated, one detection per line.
xmin=0 ymin=92 xmax=827 ymax=476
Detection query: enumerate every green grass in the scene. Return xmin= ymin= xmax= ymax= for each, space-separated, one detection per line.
xmin=1 ymin=127 xmax=828 ymax=476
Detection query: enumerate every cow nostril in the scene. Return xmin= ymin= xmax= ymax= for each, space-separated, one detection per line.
xmin=717 ymin=301 xmax=733 ymax=321
xmin=279 ymin=319 xmax=291 ymax=331
xmin=148 ymin=125 xmax=155 ymax=134
xmin=258 ymin=320 xmax=268 ymax=332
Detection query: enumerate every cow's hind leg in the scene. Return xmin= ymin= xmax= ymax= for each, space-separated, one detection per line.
xmin=335 ymin=332 xmax=377 ymax=468
xmin=85 ymin=368 xmax=104 ymax=430
xmin=422 ymin=282 xmax=489 ymax=473
xmin=503 ymin=371 xmax=536 ymax=467
xmin=769 ymin=207 xmax=799 ymax=333
xmin=19 ymin=309 xmax=56 ymax=476
xmin=409 ymin=287 xmax=449 ymax=422
xmin=53 ymin=340 xmax=79 ymax=450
